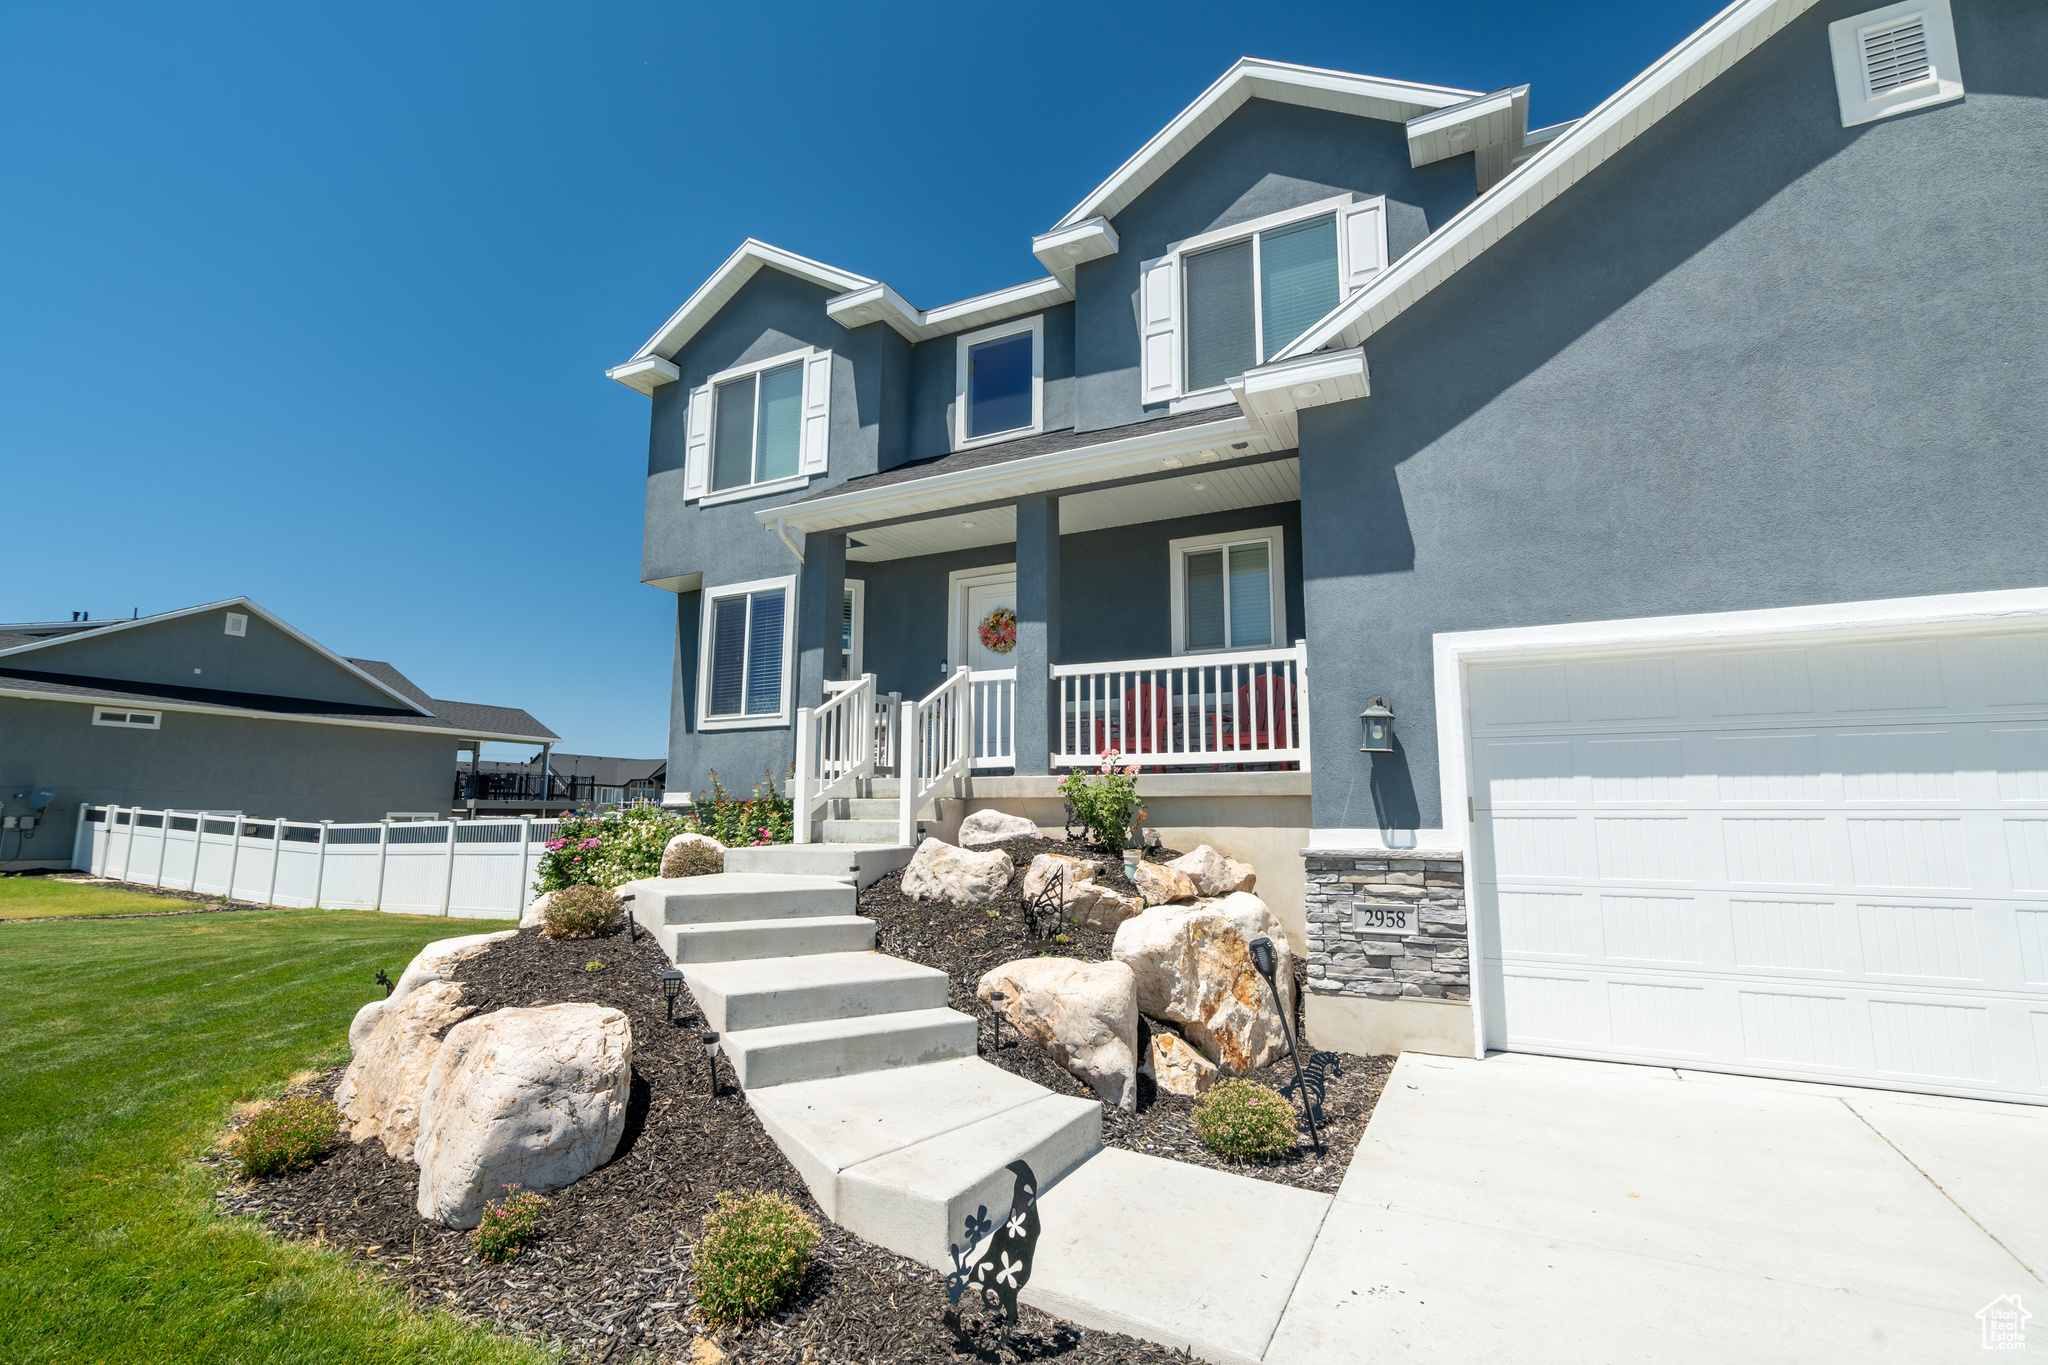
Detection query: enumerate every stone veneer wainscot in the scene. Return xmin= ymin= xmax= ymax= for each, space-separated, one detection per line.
xmin=1303 ymin=851 xmax=1467 ymax=1001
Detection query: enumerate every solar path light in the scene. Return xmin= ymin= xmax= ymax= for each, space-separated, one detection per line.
xmin=1248 ymin=935 xmax=1323 ymax=1153
xmin=702 ymin=1029 xmax=722 ymax=1097
xmin=661 ymin=968 xmax=685 ymax=1023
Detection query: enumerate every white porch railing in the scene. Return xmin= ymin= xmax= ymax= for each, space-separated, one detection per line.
xmin=824 ymin=677 xmax=902 ymax=776
xmin=899 ymin=666 xmax=975 ymax=845
xmin=1049 ymin=641 xmax=1310 ymax=771
xmin=968 ymin=667 xmax=1015 ymax=769
xmin=793 ymin=674 xmax=879 ymax=843
xmin=70 ymin=804 xmax=559 ymax=917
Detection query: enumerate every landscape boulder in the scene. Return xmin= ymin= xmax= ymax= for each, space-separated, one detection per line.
xmin=518 ymin=893 xmax=555 ymax=930
xmin=1147 ymin=1031 xmax=1220 ymax=1097
xmin=335 ymin=980 xmax=476 ymax=1161
xmin=1132 ymin=859 xmax=1198 ymax=907
xmin=957 ymin=809 xmax=1040 ymax=849
xmin=977 ymin=957 xmax=1139 ymax=1110
xmin=900 ymin=838 xmax=1014 ymax=905
xmin=660 ymin=832 xmax=726 ymax=878
xmin=1166 ymin=844 xmax=1257 ymax=897
xmin=352 ymin=929 xmax=518 ymax=1050
xmin=1020 ymin=852 xmax=1101 ymax=904
xmin=1112 ymin=894 xmax=1294 ymax=1074
xmin=413 ymin=1003 xmax=634 ymax=1228
xmin=1064 ymin=881 xmax=1147 ymax=932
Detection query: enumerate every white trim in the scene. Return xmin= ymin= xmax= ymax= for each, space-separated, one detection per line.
xmin=1272 ymin=0 xmax=1830 ymax=364
xmin=698 ymin=473 xmax=811 ymax=508
xmin=843 ymin=579 xmax=866 ymax=679
xmin=1030 ymin=218 xmax=1119 ymax=282
xmin=604 ymin=355 xmax=681 ymax=395
xmin=827 ymin=276 xmax=1074 ymax=344
xmin=695 ymin=573 xmax=800 ymax=731
xmin=1165 ymin=192 xmax=1361 ymax=258
xmin=954 ymin=315 xmax=1045 ymax=450
xmin=1050 ymin=58 xmax=1478 ymax=231
xmin=1829 ymin=0 xmax=1963 ymax=127
xmin=701 ymin=347 xmax=824 ymax=499
xmin=0 ymin=597 xmax=434 ymax=717
xmin=1168 ymin=387 xmax=1239 ymax=415
xmin=947 ymin=564 xmax=1017 ymax=674
xmin=92 ymin=707 xmax=161 ymax=730
xmin=1306 ymin=828 xmax=1456 ymax=852
xmin=6 ymin=687 xmax=551 ymax=744
xmin=1167 ymin=525 xmax=1286 ymax=656
xmin=620 ymin=239 xmax=871 ymax=367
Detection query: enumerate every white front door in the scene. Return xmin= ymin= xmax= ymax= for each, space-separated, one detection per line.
xmin=1467 ymin=624 xmax=2048 ymax=1105
xmin=961 ymin=574 xmax=1018 ymax=673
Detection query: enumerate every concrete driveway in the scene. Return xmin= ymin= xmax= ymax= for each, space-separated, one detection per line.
xmin=1266 ymin=1053 xmax=2046 ymax=1364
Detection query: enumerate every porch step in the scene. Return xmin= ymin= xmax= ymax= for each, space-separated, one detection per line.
xmin=719 ymin=1006 xmax=979 ymax=1088
xmin=822 ymin=817 xmax=909 ymax=844
xmin=621 ymin=873 xmax=855 ymax=927
xmin=837 ymin=798 xmax=899 ymax=820
xmin=723 ymin=843 xmax=914 ymax=887
xmin=686 ymin=951 xmax=950 ymax=1033
xmin=661 ymin=914 xmax=877 ymax=964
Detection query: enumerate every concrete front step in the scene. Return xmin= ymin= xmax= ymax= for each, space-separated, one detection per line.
xmin=836 ymin=798 xmax=900 ymax=820
xmin=720 ymin=1006 xmax=978 ymax=1088
xmin=622 ymin=873 xmax=855 ymax=927
xmin=686 ymin=951 xmax=950 ymax=1033
xmin=821 ymin=817 xmax=907 ymax=844
xmin=661 ymin=914 xmax=876 ymax=964
xmin=723 ymin=843 xmax=914 ymax=887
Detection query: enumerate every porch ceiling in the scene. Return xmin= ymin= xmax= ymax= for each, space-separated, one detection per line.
xmin=844 ymin=457 xmax=1300 ymax=562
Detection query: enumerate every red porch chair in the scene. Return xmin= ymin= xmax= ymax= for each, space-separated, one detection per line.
xmin=1211 ymin=675 xmax=1297 ymax=767
xmin=1094 ymin=683 xmax=1172 ymax=759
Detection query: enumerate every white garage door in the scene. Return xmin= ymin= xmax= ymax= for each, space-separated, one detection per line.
xmin=1468 ymin=626 xmax=2048 ymax=1104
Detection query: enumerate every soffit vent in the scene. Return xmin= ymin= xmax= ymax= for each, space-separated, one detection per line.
xmin=1862 ymin=16 xmax=1931 ymax=97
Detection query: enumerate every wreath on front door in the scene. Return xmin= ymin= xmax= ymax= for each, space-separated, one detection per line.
xmin=977 ymin=606 xmax=1018 ymax=655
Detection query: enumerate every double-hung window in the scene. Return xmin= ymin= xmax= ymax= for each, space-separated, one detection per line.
xmin=1169 ymin=527 xmax=1286 ymax=655
xmin=696 ymin=575 xmax=797 ymax=729
xmin=683 ymin=349 xmax=833 ymax=503
xmin=954 ymin=316 xmax=1043 ymax=448
xmin=1140 ymin=194 xmax=1387 ymax=405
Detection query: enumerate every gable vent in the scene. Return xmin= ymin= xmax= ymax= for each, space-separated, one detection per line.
xmin=224 ymin=612 xmax=248 ymax=637
xmin=1862 ymin=16 xmax=1931 ymax=97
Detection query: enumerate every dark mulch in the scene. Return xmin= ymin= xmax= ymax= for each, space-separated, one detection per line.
xmin=214 ymin=923 xmax=1196 ymax=1364
xmin=867 ymin=835 xmax=1393 ymax=1196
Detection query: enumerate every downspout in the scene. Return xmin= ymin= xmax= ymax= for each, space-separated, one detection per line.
xmin=775 ymin=517 xmax=805 ymax=563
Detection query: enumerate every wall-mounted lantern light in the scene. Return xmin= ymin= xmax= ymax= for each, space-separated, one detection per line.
xmin=1359 ymin=697 xmax=1395 ymax=753
xmin=661 ymin=967 xmax=685 ymax=1023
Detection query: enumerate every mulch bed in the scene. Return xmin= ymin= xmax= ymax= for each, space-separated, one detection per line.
xmin=214 ymin=923 xmax=1196 ymax=1364
xmin=866 ymin=835 xmax=1392 ymax=1196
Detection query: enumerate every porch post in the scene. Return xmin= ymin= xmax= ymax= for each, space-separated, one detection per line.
xmin=1013 ymin=493 xmax=1061 ymax=775
xmin=797 ymin=530 xmax=848 ymax=706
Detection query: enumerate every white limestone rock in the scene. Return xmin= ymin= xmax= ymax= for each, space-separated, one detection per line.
xmin=367 ymin=929 xmax=519 ymax=1022
xmin=1065 ymin=880 xmax=1147 ymax=932
xmin=900 ymin=838 xmax=1014 ymax=905
xmin=977 ymin=957 xmax=1139 ymax=1110
xmin=1132 ymin=859 xmax=1198 ymax=907
xmin=335 ymin=980 xmax=477 ymax=1161
xmin=1112 ymin=894 xmax=1295 ymax=1074
xmin=1147 ymin=1030 xmax=1221 ymax=1097
xmin=413 ymin=1003 xmax=634 ymax=1228
xmin=957 ymin=809 xmax=1041 ymax=849
xmin=660 ymin=831 xmax=726 ymax=877
xmin=1166 ymin=844 xmax=1257 ymax=897
xmin=1020 ymin=852 xmax=1101 ymax=903
xmin=519 ymin=892 xmax=554 ymax=930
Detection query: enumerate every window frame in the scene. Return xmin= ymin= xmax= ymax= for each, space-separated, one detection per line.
xmin=1155 ymin=192 xmax=1385 ymax=406
xmin=694 ymin=573 xmax=800 ymax=731
xmin=696 ymin=347 xmax=824 ymax=505
xmin=953 ymin=315 xmax=1044 ymax=451
xmin=1167 ymin=525 xmax=1288 ymax=657
xmin=93 ymin=707 xmax=161 ymax=729
xmin=843 ymin=579 xmax=866 ymax=679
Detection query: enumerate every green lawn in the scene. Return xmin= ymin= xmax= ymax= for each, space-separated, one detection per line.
xmin=0 ymin=875 xmax=211 ymax=921
xmin=0 ymin=904 xmax=550 ymax=1365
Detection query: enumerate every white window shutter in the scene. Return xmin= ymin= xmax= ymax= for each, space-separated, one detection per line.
xmin=1340 ymin=200 xmax=1387 ymax=291
xmin=800 ymin=350 xmax=832 ymax=475
xmin=1139 ymin=256 xmax=1180 ymax=404
xmin=684 ymin=384 xmax=711 ymax=501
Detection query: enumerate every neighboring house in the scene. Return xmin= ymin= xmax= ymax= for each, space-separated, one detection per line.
xmin=453 ymin=752 xmax=667 ymax=813
xmin=0 ymin=598 xmax=556 ymax=868
xmin=612 ymin=0 xmax=2048 ymax=1106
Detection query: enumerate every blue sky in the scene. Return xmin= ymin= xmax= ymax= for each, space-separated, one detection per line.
xmin=0 ymin=0 xmax=1715 ymax=761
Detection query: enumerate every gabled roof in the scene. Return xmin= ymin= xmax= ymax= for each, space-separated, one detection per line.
xmin=615 ymin=239 xmax=876 ymax=377
xmin=1272 ymin=0 xmax=1824 ymax=364
xmin=0 ymin=597 xmax=432 ymax=716
xmin=1047 ymin=59 xmax=1482 ymax=232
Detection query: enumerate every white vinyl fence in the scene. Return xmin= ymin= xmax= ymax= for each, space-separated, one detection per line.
xmin=72 ymin=805 xmax=560 ymax=919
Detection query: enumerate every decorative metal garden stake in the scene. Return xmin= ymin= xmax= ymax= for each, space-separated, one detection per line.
xmin=944 ymin=1159 xmax=1040 ymax=1342
xmin=375 ymin=968 xmax=394 ymax=998
xmin=701 ymin=1029 xmax=721 ymax=1097
xmin=661 ymin=968 xmax=685 ymax=1023
xmin=1248 ymin=935 xmax=1323 ymax=1153
xmin=1022 ymin=865 xmax=1063 ymax=941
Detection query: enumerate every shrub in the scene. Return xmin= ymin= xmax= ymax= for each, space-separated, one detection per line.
xmin=1057 ymin=753 xmax=1145 ymax=853
xmin=542 ymin=883 xmax=622 ymax=939
xmin=237 ymin=1095 xmax=342 ymax=1178
xmin=661 ymin=839 xmax=724 ymax=879
xmin=1193 ymin=1078 xmax=1299 ymax=1162
xmin=533 ymin=804 xmax=694 ymax=894
xmin=685 ymin=769 xmax=795 ymax=849
xmin=691 ymin=1190 xmax=820 ymax=1326
xmin=473 ymin=1185 xmax=549 ymax=1263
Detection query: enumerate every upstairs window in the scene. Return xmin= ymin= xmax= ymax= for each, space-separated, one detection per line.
xmin=683 ymin=349 xmax=833 ymax=503
xmin=1141 ymin=194 xmax=1387 ymax=405
xmin=1169 ymin=527 xmax=1286 ymax=655
xmin=955 ymin=316 xmax=1044 ymax=448
xmin=697 ymin=576 xmax=796 ymax=728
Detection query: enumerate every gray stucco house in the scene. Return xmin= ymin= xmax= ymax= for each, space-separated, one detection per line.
xmin=0 ymin=598 xmax=556 ymax=867
xmin=611 ymin=0 xmax=2048 ymax=1106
